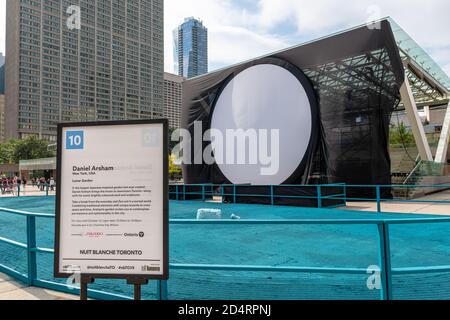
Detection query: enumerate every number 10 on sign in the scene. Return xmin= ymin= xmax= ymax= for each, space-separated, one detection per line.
xmin=66 ymin=131 xmax=84 ymax=150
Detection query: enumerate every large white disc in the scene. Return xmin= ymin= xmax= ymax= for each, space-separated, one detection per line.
xmin=210 ymin=64 xmax=313 ymax=185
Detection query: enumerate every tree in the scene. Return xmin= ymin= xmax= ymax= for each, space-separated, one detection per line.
xmin=0 ymin=137 xmax=55 ymax=164
xmin=12 ymin=137 xmax=55 ymax=163
xmin=169 ymin=154 xmax=182 ymax=181
xmin=390 ymin=123 xmax=416 ymax=147
xmin=0 ymin=140 xmax=17 ymax=164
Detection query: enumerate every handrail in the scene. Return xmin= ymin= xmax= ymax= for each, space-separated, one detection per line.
xmin=1 ymin=185 xmax=450 ymax=300
xmin=403 ymin=160 xmax=447 ymax=185
xmin=169 ymin=183 xmax=450 ymax=188
xmin=0 ymin=236 xmax=28 ymax=249
xmin=170 ymin=263 xmax=368 ymax=275
xmin=403 ymin=160 xmax=423 ymax=185
xmin=1 ymin=205 xmax=450 ymax=300
xmin=171 ymin=219 xmax=383 ymax=225
xmin=392 ymin=265 xmax=450 ymax=275
xmin=169 ymin=183 xmax=346 ymax=188
xmin=0 ymin=207 xmax=54 ymax=218
xmin=168 ymin=183 xmax=450 ymax=214
xmin=2 ymin=207 xmax=448 ymax=225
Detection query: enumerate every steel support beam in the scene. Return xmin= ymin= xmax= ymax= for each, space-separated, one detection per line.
xmin=399 ymin=76 xmax=434 ymax=162
xmin=435 ymin=100 xmax=450 ymax=164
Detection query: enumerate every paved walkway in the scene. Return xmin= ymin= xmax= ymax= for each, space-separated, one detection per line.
xmin=345 ymin=189 xmax=450 ymax=216
xmin=0 ymin=273 xmax=78 ymax=300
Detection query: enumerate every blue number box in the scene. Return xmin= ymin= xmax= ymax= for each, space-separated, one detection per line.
xmin=66 ymin=131 xmax=84 ymax=150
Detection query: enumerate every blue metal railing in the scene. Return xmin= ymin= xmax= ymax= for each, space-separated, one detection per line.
xmin=169 ymin=183 xmax=450 ymax=213
xmin=0 ymin=207 xmax=132 ymax=300
xmin=1 ymin=204 xmax=450 ymax=300
xmin=327 ymin=184 xmax=450 ymax=213
xmin=169 ymin=183 xmax=347 ymax=209
xmin=6 ymin=182 xmax=450 ymax=212
xmin=1 ymin=183 xmax=54 ymax=198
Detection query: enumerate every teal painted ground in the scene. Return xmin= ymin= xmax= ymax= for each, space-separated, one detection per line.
xmin=1 ymin=196 xmax=450 ymax=300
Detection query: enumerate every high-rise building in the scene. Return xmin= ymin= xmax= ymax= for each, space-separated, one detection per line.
xmin=5 ymin=0 xmax=164 ymax=141
xmin=164 ymin=72 xmax=184 ymax=129
xmin=174 ymin=17 xmax=208 ymax=79
xmin=0 ymin=53 xmax=5 ymax=94
xmin=0 ymin=53 xmax=5 ymax=141
xmin=0 ymin=95 xmax=4 ymax=142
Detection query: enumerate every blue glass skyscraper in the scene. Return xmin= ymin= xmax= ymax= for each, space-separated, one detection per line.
xmin=174 ymin=18 xmax=208 ymax=78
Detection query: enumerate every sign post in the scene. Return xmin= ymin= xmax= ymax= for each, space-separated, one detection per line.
xmin=54 ymin=120 xmax=169 ymax=300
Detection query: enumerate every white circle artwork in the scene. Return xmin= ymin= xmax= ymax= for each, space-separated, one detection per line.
xmin=210 ymin=64 xmax=313 ymax=185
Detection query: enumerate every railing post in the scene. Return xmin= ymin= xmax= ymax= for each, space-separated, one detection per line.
xmin=377 ymin=222 xmax=393 ymax=300
xmin=343 ymin=184 xmax=347 ymax=204
xmin=202 ymin=185 xmax=205 ymax=201
xmin=26 ymin=216 xmax=37 ymax=286
xmin=17 ymin=184 xmax=20 ymax=198
xmin=233 ymin=185 xmax=237 ymax=204
xmin=376 ymin=186 xmax=382 ymax=213
xmin=157 ymin=280 xmax=168 ymax=300
xmin=46 ymin=184 xmax=49 ymax=196
xmin=317 ymin=185 xmax=322 ymax=208
xmin=176 ymin=185 xmax=179 ymax=201
xmin=270 ymin=185 xmax=275 ymax=206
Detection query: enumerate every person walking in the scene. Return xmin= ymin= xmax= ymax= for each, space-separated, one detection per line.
xmin=22 ymin=178 xmax=27 ymax=195
xmin=49 ymin=177 xmax=55 ymax=192
xmin=39 ymin=177 xmax=46 ymax=191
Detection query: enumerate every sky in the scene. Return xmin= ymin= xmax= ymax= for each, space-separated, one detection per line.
xmin=0 ymin=0 xmax=449 ymax=77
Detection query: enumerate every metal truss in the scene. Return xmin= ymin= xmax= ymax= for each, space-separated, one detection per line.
xmin=304 ymin=48 xmax=400 ymax=105
xmin=399 ymin=48 xmax=449 ymax=109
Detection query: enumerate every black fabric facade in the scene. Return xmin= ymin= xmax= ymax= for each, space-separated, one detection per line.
xmin=181 ymin=20 xmax=405 ymax=200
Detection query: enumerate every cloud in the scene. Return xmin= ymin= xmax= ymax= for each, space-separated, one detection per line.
xmin=164 ymin=0 xmax=292 ymax=73
xmin=209 ymin=26 xmax=289 ymax=67
xmin=164 ymin=0 xmax=244 ymax=72
xmin=165 ymin=0 xmax=450 ymax=79
xmin=0 ymin=1 xmax=5 ymax=54
xmin=249 ymin=0 xmax=450 ymax=47
xmin=0 ymin=0 xmax=448 ymax=79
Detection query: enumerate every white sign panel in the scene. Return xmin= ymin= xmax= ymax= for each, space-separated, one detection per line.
xmin=55 ymin=120 xmax=168 ymax=279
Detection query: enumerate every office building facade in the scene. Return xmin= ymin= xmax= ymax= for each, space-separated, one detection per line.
xmin=0 ymin=95 xmax=4 ymax=142
xmin=5 ymin=0 xmax=164 ymax=141
xmin=174 ymin=17 xmax=208 ymax=78
xmin=0 ymin=53 xmax=5 ymax=141
xmin=164 ymin=72 xmax=183 ymax=129
xmin=0 ymin=53 xmax=4 ymax=94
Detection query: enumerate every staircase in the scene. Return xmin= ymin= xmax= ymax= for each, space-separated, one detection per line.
xmin=390 ymin=147 xmax=419 ymax=185
xmin=392 ymin=161 xmax=424 ymax=199
xmin=393 ymin=160 xmax=446 ymax=199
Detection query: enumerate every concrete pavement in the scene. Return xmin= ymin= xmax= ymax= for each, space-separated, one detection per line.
xmin=0 ymin=273 xmax=78 ymax=300
xmin=345 ymin=189 xmax=450 ymax=216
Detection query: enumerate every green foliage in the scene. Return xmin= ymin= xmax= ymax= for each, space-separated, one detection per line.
xmin=0 ymin=141 xmax=16 ymax=164
xmin=0 ymin=137 xmax=55 ymax=164
xmin=390 ymin=123 xmax=416 ymax=147
xmin=169 ymin=154 xmax=182 ymax=181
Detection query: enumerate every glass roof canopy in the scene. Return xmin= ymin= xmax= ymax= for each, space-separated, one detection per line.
xmin=388 ymin=18 xmax=450 ymax=107
xmin=389 ymin=18 xmax=450 ymax=91
xmin=193 ymin=17 xmax=449 ymax=108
